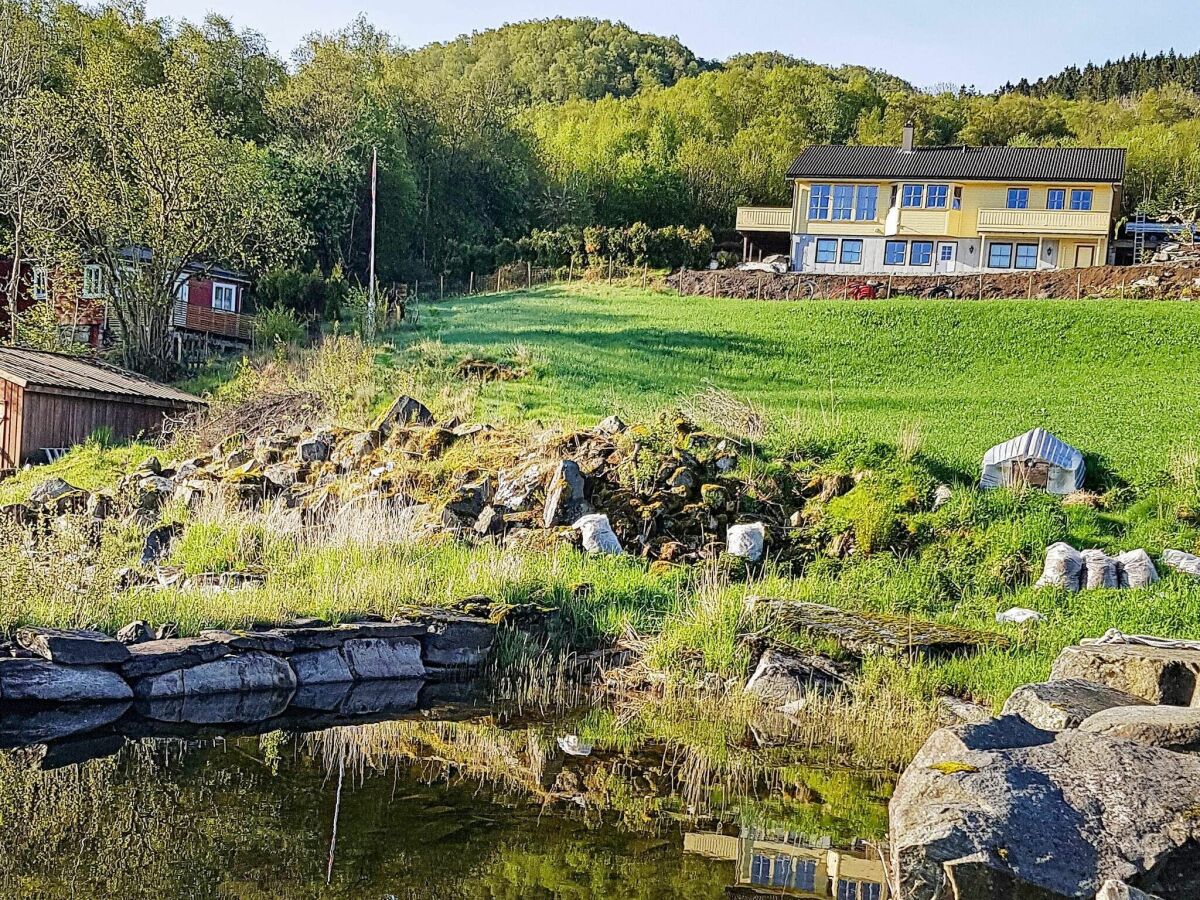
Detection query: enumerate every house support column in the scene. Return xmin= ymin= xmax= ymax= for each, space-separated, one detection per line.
xmin=742 ymin=235 xmax=748 ymax=262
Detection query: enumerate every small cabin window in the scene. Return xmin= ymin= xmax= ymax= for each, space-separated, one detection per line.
xmin=31 ymin=266 xmax=48 ymax=300
xmin=212 ymin=283 xmax=237 ymax=312
xmin=82 ymin=264 xmax=106 ymax=298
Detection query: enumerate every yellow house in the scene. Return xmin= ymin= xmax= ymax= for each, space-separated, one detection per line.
xmin=737 ymin=125 xmax=1125 ymax=275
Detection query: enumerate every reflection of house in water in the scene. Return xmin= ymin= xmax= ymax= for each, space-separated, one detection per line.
xmin=685 ymin=828 xmax=888 ymax=899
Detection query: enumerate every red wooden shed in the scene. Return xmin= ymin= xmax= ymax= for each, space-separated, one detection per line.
xmin=0 ymin=347 xmax=204 ymax=468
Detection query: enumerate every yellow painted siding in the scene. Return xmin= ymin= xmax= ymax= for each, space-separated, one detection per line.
xmin=792 ymin=179 xmax=1117 ymax=240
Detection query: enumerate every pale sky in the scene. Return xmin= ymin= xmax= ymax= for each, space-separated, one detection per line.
xmin=142 ymin=0 xmax=1200 ymax=91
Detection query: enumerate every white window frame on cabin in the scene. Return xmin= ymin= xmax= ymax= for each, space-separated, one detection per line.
xmin=82 ymin=264 xmax=106 ymax=299
xmin=31 ymin=266 xmax=48 ymax=301
xmin=212 ymin=282 xmax=237 ymax=312
xmin=174 ymin=274 xmax=190 ymax=303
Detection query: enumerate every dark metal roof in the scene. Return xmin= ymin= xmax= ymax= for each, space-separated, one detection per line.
xmin=786 ymin=145 xmax=1126 ymax=183
xmin=0 ymin=347 xmax=204 ymax=408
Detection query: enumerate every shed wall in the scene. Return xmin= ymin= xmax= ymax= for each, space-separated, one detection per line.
xmin=19 ymin=391 xmax=178 ymax=464
xmin=0 ymin=380 xmax=25 ymax=470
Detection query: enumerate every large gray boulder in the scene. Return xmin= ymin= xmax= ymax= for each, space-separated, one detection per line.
xmin=376 ymin=395 xmax=434 ymax=435
xmin=290 ymin=648 xmax=353 ymax=684
xmin=891 ymin=717 xmax=1200 ymax=900
xmin=0 ymin=658 xmax=132 ymax=703
xmin=132 ymin=652 xmax=296 ymax=699
xmin=16 ymin=627 xmax=130 ymax=665
xmin=1081 ymin=705 xmax=1200 ymax=752
xmin=1096 ymin=881 xmax=1164 ymax=900
xmin=1050 ymin=643 xmax=1200 ymax=705
xmin=342 ymin=638 xmax=425 ymax=680
xmin=1001 ymin=678 xmax=1150 ymax=731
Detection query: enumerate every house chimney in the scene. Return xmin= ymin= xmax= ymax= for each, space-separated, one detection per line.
xmin=901 ymin=120 xmax=915 ymax=152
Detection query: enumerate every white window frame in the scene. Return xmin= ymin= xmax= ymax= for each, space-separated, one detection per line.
xmin=82 ymin=264 xmax=106 ymax=299
xmin=1070 ymin=189 xmax=1094 ymax=211
xmin=814 ymin=238 xmax=838 ymax=264
xmin=831 ymin=185 xmax=855 ymax=221
xmin=174 ymin=274 xmax=190 ymax=304
xmin=808 ymin=184 xmax=832 ymax=220
xmin=925 ymin=184 xmax=949 ymax=209
xmin=1047 ymin=188 xmax=1066 ymax=210
xmin=840 ymin=239 xmax=863 ymax=265
xmin=212 ymin=281 xmax=237 ymax=312
xmin=854 ymin=185 xmax=878 ymax=221
xmin=1006 ymin=188 xmax=1030 ymax=210
xmin=900 ymin=184 xmax=924 ymax=208
xmin=31 ymin=266 xmax=49 ymax=301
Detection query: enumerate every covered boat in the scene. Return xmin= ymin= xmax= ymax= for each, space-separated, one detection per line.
xmin=980 ymin=427 xmax=1085 ymax=495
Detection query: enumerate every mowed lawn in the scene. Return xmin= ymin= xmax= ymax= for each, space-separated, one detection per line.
xmin=416 ymin=284 xmax=1200 ymax=483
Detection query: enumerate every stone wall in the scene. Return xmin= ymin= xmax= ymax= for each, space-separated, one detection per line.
xmin=0 ymin=614 xmax=496 ymax=709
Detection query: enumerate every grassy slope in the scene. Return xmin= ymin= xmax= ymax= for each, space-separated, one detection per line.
xmin=415 ymin=284 xmax=1200 ymax=484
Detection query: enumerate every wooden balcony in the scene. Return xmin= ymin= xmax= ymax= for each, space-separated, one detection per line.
xmin=172 ymin=298 xmax=253 ymax=342
xmin=736 ymin=206 xmax=794 ymax=233
xmin=978 ymin=208 xmax=1111 ymax=236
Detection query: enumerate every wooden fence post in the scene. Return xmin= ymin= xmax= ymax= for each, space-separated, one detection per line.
xmin=568 ymin=258 xmax=574 ymax=283
xmin=642 ymin=262 xmax=648 ymax=290
xmin=1027 ymin=273 xmax=1033 ymax=300
xmin=608 ymin=258 xmax=614 ymax=283
xmin=711 ymin=272 xmax=717 ymax=297
xmin=526 ymin=261 xmax=532 ymax=290
xmin=1076 ymin=272 xmax=1082 ymax=300
xmin=978 ymin=274 xmax=983 ymax=301
xmin=440 ymin=274 xmax=444 ymax=300
xmin=469 ymin=271 xmax=474 ymax=295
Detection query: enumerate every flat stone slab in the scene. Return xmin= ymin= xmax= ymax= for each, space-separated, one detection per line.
xmin=1081 ymin=705 xmax=1200 ymax=752
xmin=421 ymin=615 xmax=496 ymax=668
xmin=745 ymin=646 xmax=849 ymax=707
xmin=1001 ymin=678 xmax=1150 ymax=731
xmin=290 ymin=648 xmax=353 ymax=685
xmin=16 ymin=627 xmax=130 ymax=666
xmin=121 ymin=638 xmax=232 ymax=679
xmin=273 ymin=621 xmax=430 ymax=651
xmin=199 ymin=629 xmax=296 ymax=654
xmin=0 ymin=659 xmax=133 ymax=704
xmin=132 ymin=651 xmax=296 ymax=700
xmin=755 ymin=599 xmax=1007 ymax=657
xmin=343 ymin=638 xmax=425 ymax=680
xmin=1051 ymin=643 xmax=1200 ymax=705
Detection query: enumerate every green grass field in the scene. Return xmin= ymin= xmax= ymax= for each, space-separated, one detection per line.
xmin=416 ymin=284 xmax=1200 ymax=484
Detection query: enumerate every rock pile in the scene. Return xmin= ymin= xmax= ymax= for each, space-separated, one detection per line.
xmin=891 ymin=637 xmax=1200 ymax=899
xmin=5 ymin=397 xmax=789 ymax=568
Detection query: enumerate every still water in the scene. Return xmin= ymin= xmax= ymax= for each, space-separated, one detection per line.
xmin=0 ymin=680 xmax=893 ymax=899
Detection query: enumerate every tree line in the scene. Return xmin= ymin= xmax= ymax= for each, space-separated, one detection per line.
xmin=3 ymin=3 xmax=1200 ymax=373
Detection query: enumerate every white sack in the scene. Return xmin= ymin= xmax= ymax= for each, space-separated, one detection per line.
xmin=1035 ymin=542 xmax=1083 ymax=591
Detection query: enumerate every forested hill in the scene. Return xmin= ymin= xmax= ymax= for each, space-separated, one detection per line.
xmin=406 ymin=18 xmax=709 ymax=104
xmin=1002 ymin=50 xmax=1200 ymax=100
xmin=4 ymin=3 xmax=1200 ymax=317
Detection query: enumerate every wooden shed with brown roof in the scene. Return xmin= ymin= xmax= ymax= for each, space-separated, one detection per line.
xmin=0 ymin=347 xmax=204 ymax=468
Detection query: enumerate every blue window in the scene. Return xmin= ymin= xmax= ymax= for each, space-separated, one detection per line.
xmin=1006 ymin=188 xmax=1029 ymax=209
xmin=910 ymin=241 xmax=933 ymax=266
xmin=884 ymin=240 xmax=907 ymax=265
xmin=988 ymin=242 xmax=1013 ymax=268
xmin=1070 ymin=189 xmax=1093 ymax=211
xmin=750 ymin=855 xmax=771 ymax=886
xmin=840 ymin=239 xmax=863 ymax=264
xmin=1047 ymin=189 xmax=1066 ymax=210
xmin=832 ymin=185 xmax=855 ymax=220
xmin=861 ymin=884 xmax=881 ymax=900
xmin=815 ymin=239 xmax=838 ymax=264
xmin=1015 ymin=243 xmax=1038 ymax=270
xmin=926 ymin=184 xmax=949 ymax=208
xmin=855 ymin=185 xmax=878 ymax=220
xmin=808 ymin=185 xmax=832 ymax=220
xmin=837 ymin=880 xmax=858 ymax=900
xmin=901 ymin=184 xmax=924 ymax=208
xmin=794 ymin=859 xmax=817 ymax=891
xmin=773 ymin=856 xmax=792 ymax=887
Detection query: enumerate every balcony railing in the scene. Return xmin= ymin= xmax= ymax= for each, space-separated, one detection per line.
xmin=736 ymin=206 xmax=793 ymax=232
xmin=978 ymin=208 xmax=1110 ymax=235
xmin=172 ymin=298 xmax=253 ymax=342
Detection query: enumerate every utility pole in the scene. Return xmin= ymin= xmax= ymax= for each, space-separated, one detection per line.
xmin=367 ymin=146 xmax=378 ymax=340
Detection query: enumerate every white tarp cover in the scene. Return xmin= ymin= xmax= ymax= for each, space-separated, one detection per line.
xmin=980 ymin=427 xmax=1085 ymax=495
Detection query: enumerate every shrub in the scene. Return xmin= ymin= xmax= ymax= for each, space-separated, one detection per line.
xmin=253 ymin=306 xmax=305 ymax=347
xmin=514 ymin=223 xmax=714 ymax=269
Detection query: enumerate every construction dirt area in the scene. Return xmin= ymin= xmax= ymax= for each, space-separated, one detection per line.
xmin=669 ymin=264 xmax=1200 ymax=301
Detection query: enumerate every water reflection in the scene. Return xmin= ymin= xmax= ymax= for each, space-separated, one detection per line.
xmin=0 ymin=685 xmax=895 ymax=898
xmin=685 ymin=829 xmax=888 ymax=899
